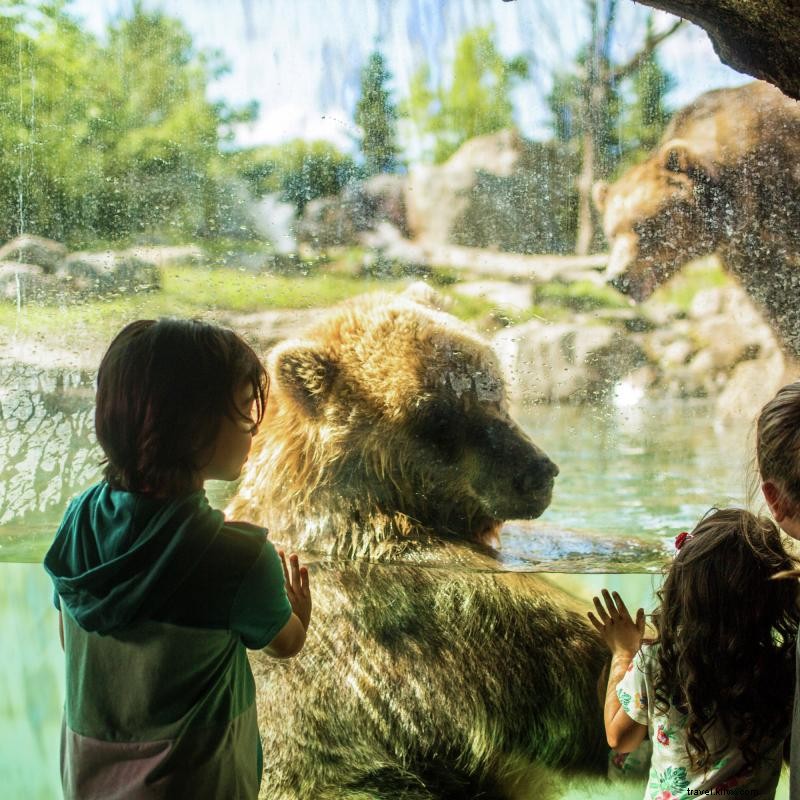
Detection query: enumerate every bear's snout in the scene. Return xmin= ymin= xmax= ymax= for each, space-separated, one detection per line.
xmin=513 ymin=457 xmax=559 ymax=496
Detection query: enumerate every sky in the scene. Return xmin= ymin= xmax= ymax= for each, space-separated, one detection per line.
xmin=67 ymin=0 xmax=751 ymax=157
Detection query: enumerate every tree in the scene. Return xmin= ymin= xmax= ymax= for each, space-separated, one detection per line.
xmin=547 ymin=3 xmax=681 ymax=254
xmin=0 ymin=1 xmax=253 ymax=244
xmin=620 ymin=17 xmax=675 ymax=164
xmin=403 ymin=26 xmax=528 ymax=164
xmin=354 ymin=50 xmax=400 ymax=176
xmin=234 ymin=140 xmax=359 ymax=214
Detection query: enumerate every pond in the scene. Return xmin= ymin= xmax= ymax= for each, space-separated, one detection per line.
xmin=3 ymin=362 xmax=786 ymax=799
xmin=1 ymin=362 xmax=756 ymax=565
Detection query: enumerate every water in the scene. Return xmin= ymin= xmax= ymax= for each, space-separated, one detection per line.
xmin=0 ymin=364 xmax=755 ymax=564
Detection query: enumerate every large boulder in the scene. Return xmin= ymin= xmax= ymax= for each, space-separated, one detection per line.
xmin=58 ymin=251 xmax=160 ymax=298
xmin=0 ymin=235 xmax=67 ymax=273
xmin=494 ymin=318 xmax=648 ymax=404
xmin=635 ymin=0 xmax=800 ymax=100
xmin=406 ymin=130 xmax=578 ymax=254
xmin=297 ymin=173 xmax=408 ymax=249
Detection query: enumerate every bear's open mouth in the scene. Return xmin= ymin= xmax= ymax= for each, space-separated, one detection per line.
xmin=474 ymin=518 xmax=503 ymax=549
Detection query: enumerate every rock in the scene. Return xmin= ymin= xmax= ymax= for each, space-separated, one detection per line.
xmin=634 ymin=0 xmax=800 ymax=101
xmin=684 ymin=348 xmax=719 ymax=396
xmin=494 ymin=318 xmax=648 ymax=404
xmin=122 ymin=245 xmax=204 ymax=266
xmin=58 ymin=251 xmax=161 ymax=298
xmin=693 ymin=316 xmax=759 ymax=371
xmin=688 ymin=286 xmax=726 ymax=319
xmin=406 ymin=130 xmax=579 ymax=253
xmin=660 ymin=339 xmax=694 ymax=369
xmin=0 ymin=235 xmax=67 ymax=273
xmin=716 ymin=349 xmax=793 ymax=423
xmin=402 ymin=281 xmax=453 ymax=312
xmin=689 ymin=286 xmax=777 ymax=355
xmin=0 ymin=262 xmax=46 ymax=302
xmin=217 ymin=308 xmax=324 ymax=352
xmin=297 ymin=174 xmax=408 ymax=249
xmin=296 ymin=195 xmax=356 ymax=249
xmin=343 ymin=173 xmax=408 ymax=234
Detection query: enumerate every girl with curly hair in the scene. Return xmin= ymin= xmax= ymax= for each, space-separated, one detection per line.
xmin=589 ymin=506 xmax=799 ymax=799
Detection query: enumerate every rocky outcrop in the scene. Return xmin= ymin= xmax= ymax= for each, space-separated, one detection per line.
xmin=0 ymin=236 xmax=164 ymax=304
xmin=0 ymin=234 xmax=67 ymax=272
xmin=296 ymin=173 xmax=407 ymax=249
xmin=59 ymin=251 xmax=160 ymax=298
xmin=405 ymin=129 xmax=578 ymax=254
xmin=495 ymin=318 xmax=648 ymax=404
xmin=492 ymin=279 xmax=798 ymax=422
xmin=636 ymin=1 xmax=800 ymax=100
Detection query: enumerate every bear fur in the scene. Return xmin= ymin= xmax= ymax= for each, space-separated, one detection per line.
xmin=226 ymin=291 xmax=610 ymax=799
xmin=593 ymin=81 xmax=800 ymax=357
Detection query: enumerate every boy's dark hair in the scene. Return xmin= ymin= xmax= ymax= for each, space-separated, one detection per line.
xmin=652 ymin=507 xmax=800 ymax=770
xmin=95 ymin=318 xmax=268 ymax=496
xmin=756 ymin=381 xmax=800 ymax=501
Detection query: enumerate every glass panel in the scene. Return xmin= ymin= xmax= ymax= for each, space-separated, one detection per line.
xmin=0 ymin=2 xmax=792 ymax=798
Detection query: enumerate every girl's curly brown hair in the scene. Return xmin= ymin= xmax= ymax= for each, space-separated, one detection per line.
xmin=651 ymin=507 xmax=799 ymax=769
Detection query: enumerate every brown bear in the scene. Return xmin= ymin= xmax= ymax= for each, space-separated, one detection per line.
xmin=226 ymin=290 xmax=611 ymax=799
xmin=593 ymin=81 xmax=800 ymax=357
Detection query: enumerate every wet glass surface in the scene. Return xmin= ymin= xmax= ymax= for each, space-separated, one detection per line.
xmin=0 ymin=2 xmax=792 ymax=797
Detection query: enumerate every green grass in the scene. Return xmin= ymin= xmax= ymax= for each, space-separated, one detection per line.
xmin=533 ymin=279 xmax=629 ymax=312
xmin=645 ymin=256 xmax=731 ymax=313
xmin=0 ymin=265 xmax=404 ymax=346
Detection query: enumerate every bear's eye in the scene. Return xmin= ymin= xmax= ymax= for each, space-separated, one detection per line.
xmin=412 ymin=404 xmax=465 ymax=461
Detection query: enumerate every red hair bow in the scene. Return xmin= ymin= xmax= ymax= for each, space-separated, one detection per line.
xmin=675 ymin=531 xmax=691 ymax=550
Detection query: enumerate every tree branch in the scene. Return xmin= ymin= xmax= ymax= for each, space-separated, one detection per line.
xmin=609 ymin=18 xmax=683 ymax=81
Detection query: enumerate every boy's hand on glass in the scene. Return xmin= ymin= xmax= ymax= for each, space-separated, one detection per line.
xmin=279 ymin=551 xmax=312 ymax=631
xmin=587 ymin=589 xmax=644 ymax=658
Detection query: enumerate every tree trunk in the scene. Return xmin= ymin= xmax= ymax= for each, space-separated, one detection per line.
xmin=575 ymin=127 xmax=595 ymax=255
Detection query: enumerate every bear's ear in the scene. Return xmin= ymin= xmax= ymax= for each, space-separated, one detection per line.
xmin=659 ymin=139 xmax=716 ymax=182
xmin=269 ymin=340 xmax=337 ymax=416
xmin=402 ymin=281 xmax=451 ymax=311
xmin=592 ymin=180 xmax=609 ymax=212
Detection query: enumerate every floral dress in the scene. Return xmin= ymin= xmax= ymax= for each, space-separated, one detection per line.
xmin=615 ymin=644 xmax=784 ymax=800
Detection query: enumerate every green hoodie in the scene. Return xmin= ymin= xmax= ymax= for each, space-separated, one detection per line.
xmin=44 ymin=482 xmax=291 ymax=799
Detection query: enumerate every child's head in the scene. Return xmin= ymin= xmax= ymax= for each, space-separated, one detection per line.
xmin=757 ymin=381 xmax=800 ymax=533
xmin=95 ymin=318 xmax=268 ymax=495
xmin=654 ymin=507 xmax=799 ymax=767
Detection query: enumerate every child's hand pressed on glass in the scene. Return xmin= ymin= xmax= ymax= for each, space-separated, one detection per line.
xmin=587 ymin=589 xmax=645 ymax=657
xmin=280 ymin=550 xmax=312 ymax=631
xmin=588 ymin=589 xmax=648 ymax=753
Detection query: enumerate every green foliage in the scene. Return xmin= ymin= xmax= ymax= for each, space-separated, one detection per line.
xmin=549 ymin=17 xmax=675 ymax=179
xmin=533 ymin=279 xmax=628 ymax=311
xmin=233 ymin=140 xmax=360 ymax=213
xmin=403 ymin=26 xmax=528 ymax=163
xmin=619 ymin=22 xmax=675 ymax=166
xmin=355 ymin=50 xmax=401 ymax=176
xmin=0 ymin=1 xmax=252 ymax=245
xmin=548 ymin=49 xmax=623 ymax=180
